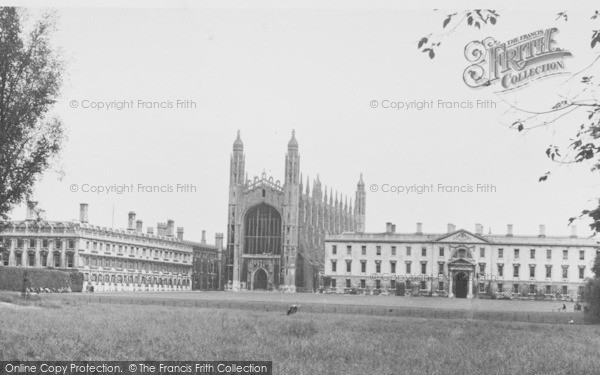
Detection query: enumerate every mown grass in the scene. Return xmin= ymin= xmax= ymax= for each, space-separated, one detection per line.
xmin=1 ymin=294 xmax=599 ymax=375
xmin=0 ymin=291 xmax=64 ymax=309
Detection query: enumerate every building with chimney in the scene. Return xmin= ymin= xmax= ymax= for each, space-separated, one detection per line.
xmin=226 ymin=130 xmax=366 ymax=292
xmin=324 ymin=222 xmax=599 ymax=300
xmin=0 ymin=203 xmax=196 ymax=292
xmin=187 ymin=230 xmax=224 ymax=291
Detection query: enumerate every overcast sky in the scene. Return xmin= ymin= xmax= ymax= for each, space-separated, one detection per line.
xmin=6 ymin=0 xmax=600 ymax=242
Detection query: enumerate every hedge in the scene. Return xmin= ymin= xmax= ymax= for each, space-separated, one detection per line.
xmin=0 ymin=266 xmax=84 ymax=292
xmin=396 ymin=282 xmax=406 ymax=296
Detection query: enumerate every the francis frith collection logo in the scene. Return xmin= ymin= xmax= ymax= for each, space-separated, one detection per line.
xmin=463 ymin=28 xmax=572 ymax=91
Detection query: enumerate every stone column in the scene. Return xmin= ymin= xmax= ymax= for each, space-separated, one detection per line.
xmin=8 ymin=246 xmax=15 ymax=267
xmin=467 ymin=272 xmax=473 ymax=299
xmin=60 ymin=241 xmax=66 ymax=268
xmin=34 ymin=240 xmax=41 ymax=268
xmin=448 ymin=271 xmax=454 ymax=298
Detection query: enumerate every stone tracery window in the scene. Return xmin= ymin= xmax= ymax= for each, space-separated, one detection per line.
xmin=244 ymin=204 xmax=282 ymax=255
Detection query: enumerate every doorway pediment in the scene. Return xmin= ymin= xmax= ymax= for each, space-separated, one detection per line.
xmin=435 ymin=230 xmax=489 ymax=244
xmin=448 ymin=258 xmax=475 ymax=270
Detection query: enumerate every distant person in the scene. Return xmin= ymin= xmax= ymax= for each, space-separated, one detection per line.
xmin=562 ymin=304 xmax=567 ymax=311
xmin=569 ymin=319 xmax=574 ymax=324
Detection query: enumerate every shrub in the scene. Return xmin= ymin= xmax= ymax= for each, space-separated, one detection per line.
xmin=0 ymin=266 xmax=84 ymax=292
xmin=519 ymin=284 xmax=530 ymax=297
xmin=396 ymin=282 xmax=406 ymax=296
xmin=65 ymin=270 xmax=85 ymax=292
xmin=485 ymin=282 xmax=496 ymax=299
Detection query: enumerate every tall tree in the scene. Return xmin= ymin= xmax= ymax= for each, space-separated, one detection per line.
xmin=0 ymin=8 xmax=65 ymax=224
xmin=584 ymin=253 xmax=600 ymax=323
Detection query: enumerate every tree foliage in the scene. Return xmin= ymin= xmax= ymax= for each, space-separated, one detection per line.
xmin=592 ymin=252 xmax=600 ymax=278
xmin=417 ymin=10 xmax=499 ymax=59
xmin=584 ymin=252 xmax=600 ymax=324
xmin=0 ymin=8 xmax=65 ymax=224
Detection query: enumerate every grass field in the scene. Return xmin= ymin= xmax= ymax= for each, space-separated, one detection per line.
xmin=45 ymin=291 xmax=585 ymax=325
xmin=49 ymin=290 xmax=582 ymax=312
xmin=1 ymin=291 xmax=600 ymax=375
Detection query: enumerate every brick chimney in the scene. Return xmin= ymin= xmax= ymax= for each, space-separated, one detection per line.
xmin=201 ymin=230 xmax=206 ymax=244
xmin=177 ymin=227 xmax=184 ymax=240
xmin=385 ymin=222 xmax=393 ymax=234
xmin=25 ymin=201 xmax=37 ymax=221
xmin=166 ymin=220 xmax=175 ymax=237
xmin=128 ymin=212 xmax=136 ymax=231
xmin=539 ymin=224 xmax=545 ymax=238
xmin=136 ymin=220 xmax=143 ymax=233
xmin=79 ymin=203 xmax=89 ymax=223
xmin=416 ymin=222 xmax=423 ymax=235
xmin=147 ymin=227 xmax=154 ymax=235
xmin=215 ymin=233 xmax=224 ymax=251
xmin=507 ymin=224 xmax=513 ymax=237
xmin=447 ymin=223 xmax=456 ymax=233
xmin=475 ymin=223 xmax=483 ymax=235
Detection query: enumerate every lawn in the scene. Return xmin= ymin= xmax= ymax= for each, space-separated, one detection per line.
xmin=44 ymin=291 xmax=585 ymax=325
xmin=51 ymin=290 xmax=581 ymax=312
xmin=1 ymin=292 xmax=599 ymax=375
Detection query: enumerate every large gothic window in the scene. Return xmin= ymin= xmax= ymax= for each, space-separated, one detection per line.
xmin=244 ymin=204 xmax=282 ymax=255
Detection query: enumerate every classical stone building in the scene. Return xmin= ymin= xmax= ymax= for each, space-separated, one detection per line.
xmin=0 ymin=203 xmax=195 ymax=292
xmin=188 ymin=230 xmax=223 ymax=291
xmin=325 ymin=222 xmax=599 ymax=299
xmin=226 ymin=131 xmax=365 ymax=292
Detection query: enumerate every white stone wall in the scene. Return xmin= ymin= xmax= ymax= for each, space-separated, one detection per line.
xmin=0 ymin=221 xmax=194 ymax=293
xmin=324 ymin=233 xmax=597 ymax=296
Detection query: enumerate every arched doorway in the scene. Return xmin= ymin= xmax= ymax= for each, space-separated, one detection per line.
xmin=253 ymin=269 xmax=268 ymax=290
xmin=454 ymin=272 xmax=468 ymax=298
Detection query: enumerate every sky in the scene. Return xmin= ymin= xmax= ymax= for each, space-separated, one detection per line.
xmin=4 ymin=0 xmax=600 ymax=242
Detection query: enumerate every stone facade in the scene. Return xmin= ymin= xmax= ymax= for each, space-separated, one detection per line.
xmin=325 ymin=222 xmax=598 ymax=300
xmin=0 ymin=203 xmax=194 ymax=292
xmin=188 ymin=230 xmax=224 ymax=291
xmin=225 ymin=131 xmax=365 ymax=292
